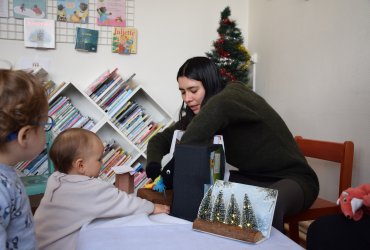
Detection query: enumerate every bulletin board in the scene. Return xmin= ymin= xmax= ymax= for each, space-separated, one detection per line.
xmin=0 ymin=0 xmax=135 ymax=45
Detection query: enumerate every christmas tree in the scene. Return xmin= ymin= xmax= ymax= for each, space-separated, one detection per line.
xmin=211 ymin=190 xmax=226 ymax=223
xmin=197 ymin=186 xmax=213 ymax=221
xmin=225 ymin=193 xmax=241 ymax=226
xmin=206 ymin=6 xmax=251 ymax=85
xmin=241 ymin=193 xmax=258 ymax=229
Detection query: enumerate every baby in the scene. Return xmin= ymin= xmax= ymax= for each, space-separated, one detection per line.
xmin=34 ymin=128 xmax=169 ymax=250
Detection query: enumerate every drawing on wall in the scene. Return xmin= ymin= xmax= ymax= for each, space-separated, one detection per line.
xmin=56 ymin=0 xmax=89 ymax=23
xmin=97 ymin=0 xmax=126 ymax=27
xmin=13 ymin=0 xmax=47 ymax=19
xmin=24 ymin=18 xmax=55 ymax=49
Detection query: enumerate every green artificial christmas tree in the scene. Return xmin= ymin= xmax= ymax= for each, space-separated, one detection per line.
xmin=206 ymin=6 xmax=251 ymax=85
xmin=225 ymin=193 xmax=241 ymax=226
xmin=211 ymin=190 xmax=226 ymax=223
xmin=241 ymin=193 xmax=258 ymax=230
xmin=197 ymin=186 xmax=213 ymax=221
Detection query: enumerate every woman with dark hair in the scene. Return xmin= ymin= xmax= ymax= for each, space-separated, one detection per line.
xmin=146 ymin=56 xmax=319 ymax=232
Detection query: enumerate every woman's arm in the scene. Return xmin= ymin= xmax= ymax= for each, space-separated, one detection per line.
xmin=146 ymin=124 xmax=176 ymax=164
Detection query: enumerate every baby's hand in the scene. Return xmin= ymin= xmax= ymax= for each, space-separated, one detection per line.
xmin=152 ymin=204 xmax=170 ymax=215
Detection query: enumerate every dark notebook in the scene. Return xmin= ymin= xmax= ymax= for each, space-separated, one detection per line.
xmin=171 ymin=143 xmax=225 ymax=221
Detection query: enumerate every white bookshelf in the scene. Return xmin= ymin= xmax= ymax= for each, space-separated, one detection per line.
xmin=19 ymin=70 xmax=174 ymax=195
xmin=50 ymin=80 xmax=173 ymax=170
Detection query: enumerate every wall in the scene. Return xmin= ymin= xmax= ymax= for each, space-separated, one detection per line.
xmin=0 ymin=0 xmax=249 ymax=119
xmin=248 ymin=0 xmax=370 ymax=200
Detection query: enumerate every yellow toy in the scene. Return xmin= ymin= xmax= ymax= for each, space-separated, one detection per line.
xmin=144 ymin=175 xmax=161 ymax=189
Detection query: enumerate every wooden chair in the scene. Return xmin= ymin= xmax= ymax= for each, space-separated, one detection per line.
xmin=284 ymin=136 xmax=354 ymax=243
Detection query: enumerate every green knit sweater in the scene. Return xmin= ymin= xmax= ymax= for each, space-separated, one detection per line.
xmin=147 ymin=82 xmax=319 ymax=209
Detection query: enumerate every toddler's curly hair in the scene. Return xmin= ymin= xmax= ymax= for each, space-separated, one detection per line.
xmin=0 ymin=69 xmax=48 ymax=148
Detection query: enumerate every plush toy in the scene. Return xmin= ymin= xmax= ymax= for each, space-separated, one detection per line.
xmin=336 ymin=183 xmax=370 ymax=221
xmin=144 ymin=175 xmax=166 ymax=193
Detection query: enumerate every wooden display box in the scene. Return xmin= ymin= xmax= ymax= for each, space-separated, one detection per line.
xmin=137 ymin=188 xmax=173 ymax=206
xmin=193 ymin=218 xmax=263 ymax=243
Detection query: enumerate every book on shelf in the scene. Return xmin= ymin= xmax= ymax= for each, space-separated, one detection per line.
xmin=56 ymin=0 xmax=89 ymax=24
xmin=24 ymin=18 xmax=55 ymax=49
xmin=97 ymin=0 xmax=126 ymax=27
xmin=127 ymin=116 xmax=153 ymax=141
xmin=90 ymin=68 xmax=119 ymax=100
xmin=123 ymin=113 xmax=148 ymax=136
xmin=75 ymin=27 xmax=99 ymax=52
xmin=91 ymin=73 xmax=121 ymax=102
xmin=100 ymin=74 xmax=136 ymax=109
xmin=85 ymin=70 xmax=111 ymax=96
xmin=94 ymin=75 xmax=123 ymax=104
xmin=112 ymin=27 xmax=137 ymax=54
xmin=49 ymin=95 xmax=96 ymax=134
xmin=107 ymin=90 xmax=134 ymax=118
xmin=193 ymin=180 xmax=278 ymax=244
xmin=99 ymin=141 xmax=133 ymax=183
xmin=136 ymin=123 xmax=163 ymax=150
xmin=13 ymin=0 xmax=46 ymax=19
xmin=114 ymin=102 xmax=139 ymax=125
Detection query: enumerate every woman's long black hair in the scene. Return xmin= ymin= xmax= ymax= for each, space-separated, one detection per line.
xmin=176 ymin=57 xmax=225 ymax=130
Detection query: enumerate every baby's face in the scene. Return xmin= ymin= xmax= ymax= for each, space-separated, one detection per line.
xmin=83 ymin=138 xmax=104 ymax=178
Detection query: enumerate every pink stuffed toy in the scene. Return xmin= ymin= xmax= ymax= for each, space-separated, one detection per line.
xmin=336 ymin=183 xmax=370 ymax=221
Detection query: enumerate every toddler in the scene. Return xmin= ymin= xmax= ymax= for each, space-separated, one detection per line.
xmin=0 ymin=69 xmax=50 ymax=249
xmin=34 ymin=128 xmax=170 ymax=250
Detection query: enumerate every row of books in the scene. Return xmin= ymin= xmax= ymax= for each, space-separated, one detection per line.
xmin=86 ymin=68 xmax=135 ymax=117
xmin=98 ymin=147 xmax=149 ymax=192
xmin=86 ymin=69 xmax=164 ymax=150
xmin=99 ymin=141 xmax=132 ymax=183
xmin=15 ymin=149 xmax=49 ymax=177
xmin=49 ymin=96 xmax=96 ymax=134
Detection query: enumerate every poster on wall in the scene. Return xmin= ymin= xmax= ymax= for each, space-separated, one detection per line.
xmin=56 ymin=0 xmax=89 ymax=23
xmin=97 ymin=0 xmax=126 ymax=27
xmin=24 ymin=18 xmax=55 ymax=49
xmin=13 ymin=0 xmax=47 ymax=19
xmin=0 ymin=0 xmax=9 ymax=17
xmin=112 ymin=27 xmax=137 ymax=54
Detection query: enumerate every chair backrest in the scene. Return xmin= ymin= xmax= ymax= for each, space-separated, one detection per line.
xmin=294 ymin=136 xmax=354 ymax=197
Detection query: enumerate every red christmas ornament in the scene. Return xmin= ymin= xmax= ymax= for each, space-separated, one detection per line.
xmin=223 ymin=18 xmax=231 ymax=25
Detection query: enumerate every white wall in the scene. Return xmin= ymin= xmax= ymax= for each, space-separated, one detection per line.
xmin=0 ymin=0 xmax=249 ymax=119
xmin=248 ymin=0 xmax=370 ymax=200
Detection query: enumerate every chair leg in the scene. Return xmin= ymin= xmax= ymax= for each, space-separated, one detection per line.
xmin=288 ymin=222 xmax=300 ymax=243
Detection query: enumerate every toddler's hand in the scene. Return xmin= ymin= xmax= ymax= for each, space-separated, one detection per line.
xmin=152 ymin=204 xmax=170 ymax=215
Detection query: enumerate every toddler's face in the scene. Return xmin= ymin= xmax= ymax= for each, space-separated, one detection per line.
xmin=83 ymin=138 xmax=104 ymax=178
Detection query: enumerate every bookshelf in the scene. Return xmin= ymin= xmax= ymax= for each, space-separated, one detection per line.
xmin=20 ymin=68 xmax=174 ymax=197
